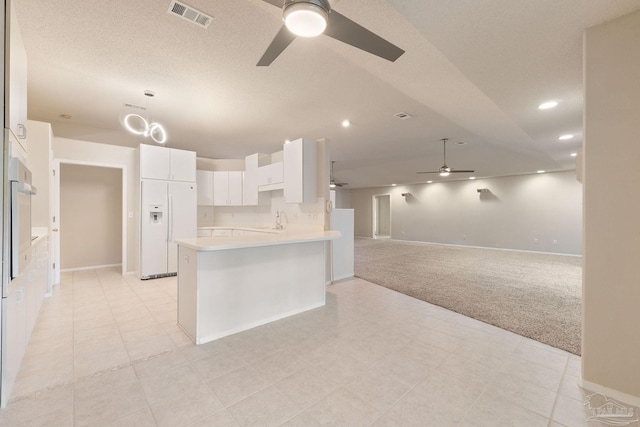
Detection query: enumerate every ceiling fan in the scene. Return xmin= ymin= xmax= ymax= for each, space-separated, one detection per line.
xmin=416 ymin=138 xmax=475 ymax=177
xmin=330 ymin=161 xmax=348 ymax=188
xmin=257 ymin=0 xmax=405 ymax=66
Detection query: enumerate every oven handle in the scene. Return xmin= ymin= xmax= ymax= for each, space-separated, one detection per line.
xmin=13 ymin=182 xmax=37 ymax=195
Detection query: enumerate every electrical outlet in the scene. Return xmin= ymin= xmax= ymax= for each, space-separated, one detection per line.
xmin=553 ymin=240 xmax=558 ymax=245
xmin=533 ymin=238 xmax=539 ymax=244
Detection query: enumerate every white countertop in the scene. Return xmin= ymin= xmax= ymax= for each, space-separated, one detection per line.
xmin=176 ymin=230 xmax=341 ymax=251
xmin=31 ymin=227 xmax=49 ymax=245
xmin=197 ymin=226 xmax=283 ymax=234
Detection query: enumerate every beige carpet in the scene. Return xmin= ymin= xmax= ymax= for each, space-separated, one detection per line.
xmin=354 ymin=239 xmax=582 ymax=355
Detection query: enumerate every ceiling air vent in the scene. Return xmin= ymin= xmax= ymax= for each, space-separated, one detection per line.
xmin=168 ymin=1 xmax=213 ymax=29
xmin=394 ymin=112 xmax=413 ymax=120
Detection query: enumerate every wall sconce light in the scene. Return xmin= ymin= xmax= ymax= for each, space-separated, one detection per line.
xmin=476 ymin=188 xmax=490 ymax=193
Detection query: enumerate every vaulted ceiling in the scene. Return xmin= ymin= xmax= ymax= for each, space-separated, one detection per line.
xmin=15 ymin=0 xmax=640 ymax=187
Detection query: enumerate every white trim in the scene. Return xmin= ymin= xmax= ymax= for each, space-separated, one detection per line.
xmin=579 ymin=378 xmax=640 ymax=408
xmin=54 ymin=158 xmax=128 ymax=275
xmin=61 ymin=263 xmax=122 ymax=273
xmin=355 ymin=237 xmax=583 ymax=258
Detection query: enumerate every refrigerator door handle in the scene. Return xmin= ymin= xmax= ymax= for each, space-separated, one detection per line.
xmin=168 ymin=194 xmax=173 ymax=242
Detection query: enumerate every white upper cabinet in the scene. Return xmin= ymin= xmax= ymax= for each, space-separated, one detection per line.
xmin=196 ymin=170 xmax=214 ymax=206
xmin=170 ymin=149 xmax=197 ymax=182
xmin=213 ymin=171 xmax=243 ymax=206
xmin=6 ymin=2 xmax=28 ymax=153
xmin=140 ymin=144 xmax=196 ymax=182
xmin=258 ymin=162 xmax=284 ymax=186
xmin=244 ymin=153 xmax=271 ymax=206
xmin=284 ymin=138 xmax=317 ymax=203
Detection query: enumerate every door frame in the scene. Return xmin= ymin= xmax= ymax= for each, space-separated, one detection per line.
xmin=372 ymin=193 xmax=391 ymax=239
xmin=52 ymin=158 xmax=127 ymax=283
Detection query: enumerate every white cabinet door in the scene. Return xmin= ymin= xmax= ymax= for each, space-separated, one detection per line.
xmin=228 ymin=171 xmax=244 ymax=206
xmin=196 ymin=170 xmax=214 ymax=206
xmin=213 ymin=171 xmax=243 ymax=206
xmin=244 ymin=154 xmax=259 ymax=206
xmin=257 ymin=162 xmax=284 ymax=186
xmin=170 ymin=149 xmax=196 ymax=182
xmin=270 ymin=162 xmax=284 ymax=184
xmin=284 ymin=138 xmax=317 ymax=203
xmin=140 ymin=145 xmax=196 ymax=182
xmin=213 ymin=171 xmax=229 ymax=206
xmin=140 ymin=144 xmax=171 ymax=180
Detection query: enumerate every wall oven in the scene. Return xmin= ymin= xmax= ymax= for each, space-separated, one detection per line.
xmin=9 ymin=158 xmax=37 ymax=280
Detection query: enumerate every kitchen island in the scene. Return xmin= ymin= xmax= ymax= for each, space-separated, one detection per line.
xmin=175 ymin=230 xmax=340 ymax=344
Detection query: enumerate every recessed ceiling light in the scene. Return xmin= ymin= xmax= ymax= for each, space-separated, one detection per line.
xmin=559 ymin=134 xmax=574 ymax=140
xmin=427 ymin=181 xmax=433 ymax=184
xmin=469 ymin=177 xmax=476 ymax=180
xmin=571 ymin=152 xmax=577 ymax=157
xmin=538 ymin=101 xmax=558 ymax=110
xmin=537 ymin=170 xmax=546 ymax=174
xmin=393 ymin=112 xmax=413 ymax=120
xmin=341 ymin=120 xmax=351 ymax=128
xmin=391 ymin=184 xmax=397 ymax=187
xmin=284 ymin=139 xmax=290 ymax=144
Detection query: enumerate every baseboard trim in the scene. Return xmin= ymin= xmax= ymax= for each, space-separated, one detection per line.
xmin=356 ymin=237 xmax=582 ymax=258
xmin=60 ymin=264 xmax=122 ymax=273
xmin=579 ymin=378 xmax=640 ymax=408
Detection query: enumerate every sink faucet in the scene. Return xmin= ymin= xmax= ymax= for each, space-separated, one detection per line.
xmin=275 ymin=211 xmax=284 ymax=230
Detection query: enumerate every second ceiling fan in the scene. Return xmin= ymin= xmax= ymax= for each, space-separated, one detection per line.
xmin=417 ymin=138 xmax=475 ymax=177
xmin=257 ymin=0 xmax=405 ymax=66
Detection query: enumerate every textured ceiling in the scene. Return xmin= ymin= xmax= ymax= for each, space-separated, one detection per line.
xmin=15 ymin=0 xmax=640 ymax=188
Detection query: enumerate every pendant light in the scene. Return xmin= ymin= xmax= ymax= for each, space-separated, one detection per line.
xmin=123 ymin=90 xmax=167 ymax=144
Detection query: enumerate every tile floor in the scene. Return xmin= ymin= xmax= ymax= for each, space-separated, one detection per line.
xmin=0 ymin=267 xmax=635 ymax=426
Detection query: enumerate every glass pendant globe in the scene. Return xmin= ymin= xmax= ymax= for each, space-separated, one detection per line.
xmin=284 ymin=3 xmax=328 ymax=37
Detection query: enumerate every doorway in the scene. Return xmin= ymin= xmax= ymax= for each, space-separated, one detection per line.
xmin=52 ymin=160 xmax=127 ymax=284
xmin=372 ymin=194 xmax=391 ymax=239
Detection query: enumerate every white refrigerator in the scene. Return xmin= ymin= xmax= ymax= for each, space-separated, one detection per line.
xmin=140 ymin=180 xmax=196 ymax=279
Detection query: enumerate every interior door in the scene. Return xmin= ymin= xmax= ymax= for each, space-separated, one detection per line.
xmin=373 ymin=194 xmax=391 ymax=238
xmin=167 ymin=182 xmax=196 ymax=273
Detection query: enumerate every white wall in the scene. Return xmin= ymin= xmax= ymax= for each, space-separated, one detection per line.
xmin=582 ymin=9 xmax=640 ymax=402
xmin=52 ymin=137 xmax=138 ymax=273
xmin=60 ymin=164 xmax=122 ymax=269
xmin=27 ymin=120 xmax=52 ymax=228
xmin=351 ymin=170 xmax=582 ymax=255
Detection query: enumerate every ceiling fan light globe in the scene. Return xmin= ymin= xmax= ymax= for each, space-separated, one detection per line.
xmin=439 ymin=171 xmax=450 ymax=177
xmin=284 ymin=3 xmax=328 ymax=37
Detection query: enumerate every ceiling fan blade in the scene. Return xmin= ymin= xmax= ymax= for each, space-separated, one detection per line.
xmin=324 ymin=10 xmax=405 ymax=62
xmin=260 ymin=0 xmax=283 ymax=7
xmin=257 ymin=25 xmax=296 ymax=66
xmin=449 ymin=170 xmax=475 ymax=173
